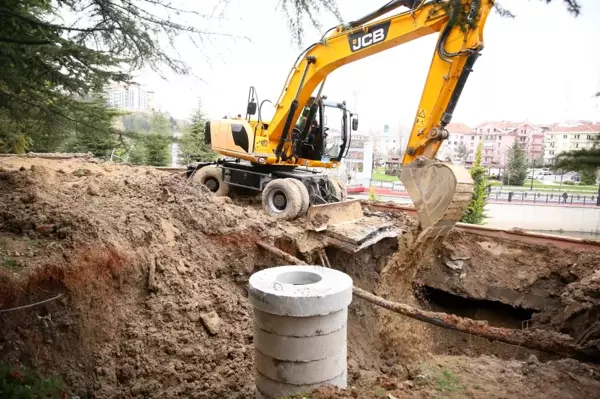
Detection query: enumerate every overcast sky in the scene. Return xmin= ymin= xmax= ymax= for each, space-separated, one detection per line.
xmin=138 ymin=0 xmax=600 ymax=131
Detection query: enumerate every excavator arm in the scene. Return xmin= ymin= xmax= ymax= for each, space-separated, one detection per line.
xmin=262 ymin=0 xmax=492 ymax=170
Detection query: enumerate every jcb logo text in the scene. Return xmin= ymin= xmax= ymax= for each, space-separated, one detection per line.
xmin=348 ymin=21 xmax=390 ymax=53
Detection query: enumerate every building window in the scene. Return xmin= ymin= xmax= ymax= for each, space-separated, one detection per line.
xmin=574 ymin=134 xmax=580 ymax=139
xmin=576 ymin=143 xmax=579 ymax=148
xmin=487 ymin=128 xmax=490 ymax=133
xmin=471 ymin=136 xmax=474 ymax=140
xmin=587 ymin=135 xmax=593 ymax=140
xmin=563 ymin=135 xmax=567 ymax=139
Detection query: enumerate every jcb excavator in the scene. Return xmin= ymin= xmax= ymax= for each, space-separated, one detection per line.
xmin=189 ymin=0 xmax=491 ymax=250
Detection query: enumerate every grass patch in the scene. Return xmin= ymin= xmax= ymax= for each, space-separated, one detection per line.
xmin=489 ymin=180 xmax=597 ymax=193
xmin=435 ymin=369 xmax=465 ymax=393
xmin=1 ymin=258 xmax=19 ymax=270
xmin=374 ymin=386 xmax=387 ymax=398
xmin=414 ymin=363 xmax=469 ymax=397
xmin=0 ymin=364 xmax=65 ymax=398
xmin=372 ymin=172 xmax=400 ymax=182
xmin=277 ymin=393 xmax=312 ymax=399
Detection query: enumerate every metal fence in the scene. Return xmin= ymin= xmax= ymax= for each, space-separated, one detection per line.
xmin=359 ymin=179 xmax=600 ymax=207
xmin=488 ymin=190 xmax=599 ymax=206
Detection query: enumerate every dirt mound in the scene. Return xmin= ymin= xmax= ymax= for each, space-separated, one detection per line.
xmin=0 ymin=157 xmax=300 ymax=397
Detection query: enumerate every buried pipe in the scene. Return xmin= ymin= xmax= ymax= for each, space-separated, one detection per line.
xmin=256 ymin=241 xmax=596 ymax=362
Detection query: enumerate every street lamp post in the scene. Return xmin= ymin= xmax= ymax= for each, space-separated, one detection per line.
xmin=530 ymin=159 xmax=535 ymax=190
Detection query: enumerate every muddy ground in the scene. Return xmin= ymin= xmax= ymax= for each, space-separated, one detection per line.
xmin=0 ymin=157 xmax=599 ymax=398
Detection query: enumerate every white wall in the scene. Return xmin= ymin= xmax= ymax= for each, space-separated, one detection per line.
xmin=484 ymin=203 xmax=600 ymax=233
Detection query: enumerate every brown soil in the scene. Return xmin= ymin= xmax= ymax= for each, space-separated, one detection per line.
xmin=414 ymin=228 xmax=600 ymax=356
xmin=0 ymin=157 xmax=599 ymax=399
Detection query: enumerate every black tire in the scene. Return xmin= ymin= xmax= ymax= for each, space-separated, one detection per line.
xmin=328 ymin=176 xmax=347 ymax=202
xmin=192 ymin=165 xmax=230 ymax=196
xmin=262 ymin=178 xmax=302 ymax=220
xmin=289 ymin=179 xmax=310 ymax=216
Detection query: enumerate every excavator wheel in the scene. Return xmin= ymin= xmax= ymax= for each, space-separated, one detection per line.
xmin=328 ymin=176 xmax=348 ymax=201
xmin=289 ymin=179 xmax=310 ymax=216
xmin=262 ymin=178 xmax=303 ymax=221
xmin=193 ymin=165 xmax=230 ymax=197
xmin=400 ymin=157 xmax=473 ymax=242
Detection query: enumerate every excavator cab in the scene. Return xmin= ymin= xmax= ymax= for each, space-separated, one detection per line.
xmin=289 ymin=96 xmax=355 ymax=164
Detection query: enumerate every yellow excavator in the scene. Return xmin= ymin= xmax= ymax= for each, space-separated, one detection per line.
xmin=188 ymin=0 xmax=491 ymax=250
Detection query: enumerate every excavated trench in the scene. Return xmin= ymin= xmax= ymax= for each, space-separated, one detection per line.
xmin=1 ymin=157 xmax=599 ymax=398
xmin=416 ymin=285 xmax=536 ymax=330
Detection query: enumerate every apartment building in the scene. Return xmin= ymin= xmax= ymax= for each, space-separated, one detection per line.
xmin=439 ymin=123 xmax=476 ymax=162
xmin=543 ymin=121 xmax=600 ymax=164
xmin=106 ymin=83 xmax=155 ymax=112
xmin=473 ymin=122 xmax=542 ymax=166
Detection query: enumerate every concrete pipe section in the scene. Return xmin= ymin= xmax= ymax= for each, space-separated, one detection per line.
xmin=248 ymin=265 xmax=353 ymax=399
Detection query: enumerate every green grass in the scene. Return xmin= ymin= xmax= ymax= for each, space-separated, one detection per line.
xmin=414 ymin=364 xmax=469 ymax=397
xmin=372 ymin=171 xmax=400 ymax=182
xmin=277 ymin=393 xmax=312 ymax=399
xmin=1 ymin=258 xmax=19 ymax=270
xmin=489 ymin=180 xmax=597 ymax=193
xmin=0 ymin=364 xmax=65 ymax=398
xmin=371 ymin=166 xmax=400 ymax=182
xmin=435 ymin=370 xmax=465 ymax=393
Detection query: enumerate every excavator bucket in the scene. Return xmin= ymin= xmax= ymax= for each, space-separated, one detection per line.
xmin=306 ymin=199 xmax=399 ymax=253
xmin=400 ymin=157 xmax=473 ymax=242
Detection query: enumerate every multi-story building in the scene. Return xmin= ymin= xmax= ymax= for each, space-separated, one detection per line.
xmin=106 ymin=83 xmax=154 ymax=112
xmin=341 ymin=133 xmax=374 ymax=183
xmin=543 ymin=121 xmax=600 ymax=164
xmin=473 ymin=121 xmax=542 ymax=166
xmin=372 ymin=124 xmax=407 ymax=158
xmin=439 ymin=123 xmax=473 ymax=162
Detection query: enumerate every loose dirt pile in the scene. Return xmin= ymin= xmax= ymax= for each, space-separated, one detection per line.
xmin=1 ymin=157 xmax=599 ymax=399
xmin=0 ymin=157 xmax=302 ymax=397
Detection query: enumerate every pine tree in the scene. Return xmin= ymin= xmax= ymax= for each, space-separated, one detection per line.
xmin=143 ymin=112 xmax=173 ymax=166
xmin=461 ymin=141 xmax=488 ymax=224
xmin=66 ymin=99 xmax=123 ymax=159
xmin=127 ymin=139 xmax=147 ymax=165
xmin=580 ymin=167 xmax=598 ymax=185
xmin=456 ymin=142 xmax=468 ymax=161
xmin=178 ymin=102 xmax=218 ymax=165
xmin=503 ymin=140 xmax=528 ymax=186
